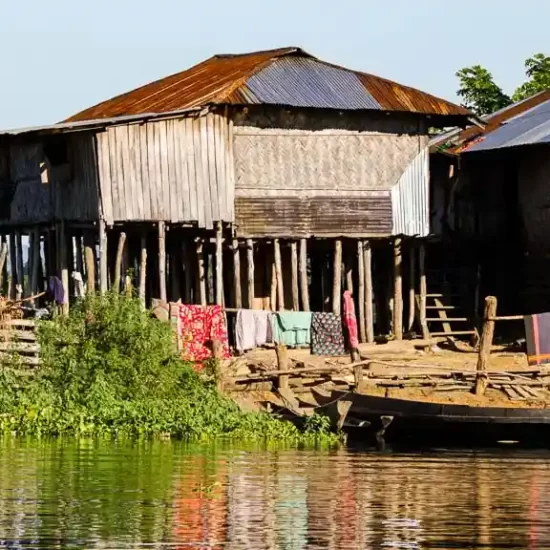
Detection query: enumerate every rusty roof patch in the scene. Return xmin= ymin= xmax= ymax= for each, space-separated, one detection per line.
xmin=66 ymin=47 xmax=469 ymax=122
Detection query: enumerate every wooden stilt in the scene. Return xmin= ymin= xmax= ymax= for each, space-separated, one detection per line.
xmin=29 ymin=228 xmax=40 ymax=306
xmin=84 ymin=231 xmax=96 ymax=293
xmin=75 ymin=233 xmax=84 ymax=275
xmin=364 ymin=240 xmax=374 ymax=343
xmin=99 ymin=220 xmax=108 ymax=294
xmin=393 ymin=237 xmax=403 ymax=340
xmin=113 ymin=232 xmax=127 ymax=293
xmin=476 ymin=296 xmax=497 ymax=396
xmin=196 ymin=238 xmax=206 ymax=306
xmin=16 ymin=230 xmax=24 ymax=298
xmin=1 ymin=235 xmax=8 ymax=297
xmin=357 ymin=241 xmax=366 ymax=343
xmin=408 ymin=240 xmax=416 ymax=333
xmin=246 ymin=239 xmax=254 ymax=309
xmin=59 ymin=222 xmax=69 ymax=314
xmin=158 ymin=222 xmax=166 ymax=303
xmin=270 ymin=260 xmax=277 ymax=311
xmin=332 ymin=239 xmax=342 ymax=315
xmin=299 ymin=238 xmax=310 ymax=311
xmin=0 ymin=240 xmax=7 ymax=294
xmin=419 ymin=242 xmax=428 ymax=339
xmin=290 ymin=241 xmax=299 ymax=311
xmin=139 ymin=234 xmax=147 ymax=305
xmin=276 ymin=344 xmax=290 ymax=390
xmin=274 ymin=238 xmax=284 ymax=310
xmin=9 ymin=233 xmax=16 ymax=300
xmin=215 ymin=222 xmax=223 ymax=306
xmin=232 ymin=238 xmax=242 ymax=309
xmin=345 ymin=250 xmax=354 ymax=293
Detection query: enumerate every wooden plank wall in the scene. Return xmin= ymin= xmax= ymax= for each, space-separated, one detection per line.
xmin=95 ymin=112 xmax=235 ymax=228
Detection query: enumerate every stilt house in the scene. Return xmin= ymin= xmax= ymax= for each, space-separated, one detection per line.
xmin=0 ymin=47 xmax=470 ymax=341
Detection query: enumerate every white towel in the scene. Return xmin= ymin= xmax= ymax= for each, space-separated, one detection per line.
xmin=236 ymin=309 xmax=272 ymax=352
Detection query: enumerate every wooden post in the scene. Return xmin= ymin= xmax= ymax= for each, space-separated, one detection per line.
xmin=270 ymin=261 xmax=277 ymax=311
xmin=408 ymin=241 xmax=416 ymax=333
xmin=9 ymin=233 xmax=16 ymax=300
xmin=419 ymin=242 xmax=428 ymax=339
xmin=99 ymin=220 xmax=108 ymax=294
xmin=333 ymin=239 xmax=342 ymax=315
xmin=215 ymin=222 xmax=223 ymax=306
xmin=75 ymin=233 xmax=84 ymax=275
xmin=29 ymin=229 xmax=40 ymax=305
xmin=139 ymin=234 xmax=147 ymax=305
xmin=357 ymin=241 xmax=366 ymax=343
xmin=246 ymin=239 xmax=254 ymax=309
xmin=274 ymin=239 xmax=284 ymax=310
xmin=113 ymin=232 xmax=126 ymax=293
xmin=393 ymin=238 xmax=403 ymax=341
xmin=345 ymin=252 xmax=354 ymax=294
xmin=59 ymin=223 xmax=69 ymax=314
xmin=363 ymin=241 xmax=374 ymax=343
xmin=16 ymin=230 xmax=24 ymax=298
xmin=276 ymin=343 xmax=289 ymax=390
xmin=232 ymin=238 xmax=242 ymax=309
xmin=84 ymin=231 xmax=96 ymax=293
xmin=299 ymin=238 xmax=310 ymax=311
xmin=354 ymin=364 xmax=364 ymax=390
xmin=290 ymin=241 xmax=299 ymax=311
xmin=182 ymin=240 xmax=192 ymax=304
xmin=196 ymin=238 xmax=207 ymax=306
xmin=0 ymin=241 xmax=7 ymax=293
xmin=476 ymin=296 xmax=497 ymax=396
xmin=158 ymin=222 xmax=166 ymax=303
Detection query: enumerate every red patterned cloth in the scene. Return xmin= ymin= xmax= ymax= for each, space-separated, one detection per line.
xmin=178 ymin=305 xmax=230 ymax=363
xmin=343 ymin=290 xmax=359 ymax=350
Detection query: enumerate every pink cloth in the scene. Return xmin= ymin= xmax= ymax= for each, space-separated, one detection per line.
xmin=178 ymin=305 xmax=230 ymax=363
xmin=343 ymin=290 xmax=359 ymax=350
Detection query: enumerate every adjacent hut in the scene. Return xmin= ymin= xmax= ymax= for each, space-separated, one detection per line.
xmin=0 ymin=47 xmax=470 ymax=340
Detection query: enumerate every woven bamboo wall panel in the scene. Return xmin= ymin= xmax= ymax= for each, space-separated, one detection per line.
xmin=235 ymin=195 xmax=392 ymax=238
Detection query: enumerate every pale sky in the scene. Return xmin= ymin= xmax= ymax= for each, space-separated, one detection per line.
xmin=1 ymin=0 xmax=548 ymax=129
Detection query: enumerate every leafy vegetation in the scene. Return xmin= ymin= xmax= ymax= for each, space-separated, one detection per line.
xmin=0 ymin=294 xmax=340 ymax=444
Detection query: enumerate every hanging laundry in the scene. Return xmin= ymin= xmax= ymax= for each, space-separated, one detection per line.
xmin=311 ymin=312 xmax=346 ymax=356
xmin=47 ymin=276 xmax=65 ymax=305
xmin=271 ymin=311 xmax=312 ymax=347
xmin=71 ymin=271 xmax=85 ymax=298
xmin=178 ymin=305 xmax=230 ymax=362
xmin=524 ymin=313 xmax=550 ymax=366
xmin=235 ymin=309 xmax=273 ymax=352
xmin=343 ymin=290 xmax=359 ymax=351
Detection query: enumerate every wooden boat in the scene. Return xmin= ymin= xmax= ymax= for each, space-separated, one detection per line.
xmin=328 ymin=390 xmax=550 ymax=446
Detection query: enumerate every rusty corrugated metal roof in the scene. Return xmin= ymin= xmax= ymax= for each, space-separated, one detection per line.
xmin=66 ymin=47 xmax=469 ymax=122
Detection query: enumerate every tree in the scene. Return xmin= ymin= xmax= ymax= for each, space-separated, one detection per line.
xmin=456 ymin=65 xmax=511 ymax=116
xmin=512 ymin=53 xmax=550 ymax=102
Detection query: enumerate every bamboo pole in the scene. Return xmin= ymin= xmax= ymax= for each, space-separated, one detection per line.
xmin=196 ymin=238 xmax=207 ymax=306
xmin=232 ymin=238 xmax=242 ymax=309
xmin=29 ymin=229 xmax=40 ymax=306
xmin=215 ymin=222 xmax=223 ymax=305
xmin=158 ymin=222 xmax=166 ymax=303
xmin=9 ymin=233 xmax=16 ymax=300
xmin=0 ymin=241 xmax=7 ymax=293
xmin=139 ymin=234 xmax=147 ymax=305
xmin=1 ymin=235 xmax=8 ymax=297
xmin=333 ymin=239 xmax=342 ymax=315
xmin=270 ymin=261 xmax=277 ymax=311
xmin=84 ymin=231 xmax=96 ymax=293
xmin=290 ymin=241 xmax=299 ymax=311
xmin=476 ymin=296 xmax=497 ymax=396
xmin=16 ymin=230 xmax=24 ymax=298
xmin=59 ymin=223 xmax=69 ymax=314
xmin=113 ymin=232 xmax=127 ymax=293
xmin=363 ymin=240 xmax=374 ymax=343
xmin=99 ymin=220 xmax=108 ymax=294
xmin=274 ymin=239 xmax=284 ymax=310
xmin=246 ymin=238 xmax=254 ymax=309
xmin=418 ymin=242 xmax=428 ymax=339
xmin=357 ymin=240 xmax=366 ymax=343
xmin=299 ymin=238 xmax=310 ymax=311
xmin=393 ymin=238 xmax=403 ymax=340
xmin=408 ymin=240 xmax=416 ymax=332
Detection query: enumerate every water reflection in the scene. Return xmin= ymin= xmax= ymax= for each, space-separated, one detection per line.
xmin=1 ymin=440 xmax=550 ymax=549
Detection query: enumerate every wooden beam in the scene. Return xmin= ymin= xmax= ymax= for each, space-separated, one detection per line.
xmin=419 ymin=242 xmax=428 ymax=339
xmin=270 ymin=260 xmax=277 ymax=311
xmin=75 ymin=233 xmax=84 ymax=275
xmin=29 ymin=229 xmax=40 ymax=305
xmin=84 ymin=230 xmax=96 ymax=294
xmin=59 ymin=223 xmax=69 ymax=314
xmin=476 ymin=296 xmax=497 ymax=396
xmin=332 ymin=239 xmax=342 ymax=315
xmin=290 ymin=241 xmax=299 ymax=311
xmin=9 ymin=233 xmax=16 ymax=300
xmin=246 ymin=238 xmax=254 ymax=309
xmin=299 ymin=238 xmax=310 ymax=311
xmin=364 ymin=240 xmax=375 ymax=343
xmin=113 ymin=232 xmax=126 ymax=293
xmin=99 ymin=219 xmax=108 ymax=294
xmin=16 ymin=230 xmax=24 ymax=298
xmin=232 ymin=238 xmax=242 ymax=309
xmin=357 ymin=240 xmax=366 ymax=343
xmin=215 ymin=222 xmax=223 ymax=305
xmin=158 ymin=222 xmax=166 ymax=303
xmin=274 ymin=238 xmax=284 ymax=310
xmin=0 ymin=240 xmax=7 ymax=293
xmin=196 ymin=238 xmax=207 ymax=306
xmin=393 ymin=237 xmax=403 ymax=340
xmin=139 ymin=234 xmax=147 ymax=305
xmin=408 ymin=240 xmax=415 ymax=332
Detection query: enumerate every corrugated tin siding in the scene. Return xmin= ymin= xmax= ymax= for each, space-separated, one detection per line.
xmin=243 ymin=57 xmax=380 ymax=110
xmin=95 ymin=113 xmax=234 ymax=226
xmin=391 ymin=146 xmax=429 ymax=236
xmin=235 ymin=194 xmax=392 ymax=238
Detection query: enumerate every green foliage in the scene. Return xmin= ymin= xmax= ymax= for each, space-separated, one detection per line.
xmin=0 ymin=294 xmax=340 ymax=445
xmin=456 ymin=65 xmax=511 ymax=116
xmin=513 ymin=53 xmax=550 ymax=102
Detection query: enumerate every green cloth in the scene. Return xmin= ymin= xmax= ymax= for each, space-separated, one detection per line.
xmin=271 ymin=312 xmax=312 ymax=347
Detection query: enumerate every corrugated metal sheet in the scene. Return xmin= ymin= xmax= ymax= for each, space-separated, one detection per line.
xmin=66 ymin=48 xmax=468 ymax=123
xmin=391 ymin=147 xmax=429 ymax=236
xmin=467 ymin=99 xmax=550 ymax=152
xmin=235 ymin=195 xmax=392 ymax=238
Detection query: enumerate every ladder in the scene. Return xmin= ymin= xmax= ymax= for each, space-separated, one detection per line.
xmin=424 ymin=292 xmax=478 ymax=342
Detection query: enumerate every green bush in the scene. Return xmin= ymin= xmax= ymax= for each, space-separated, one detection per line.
xmin=0 ymin=294 xmax=340 ymax=444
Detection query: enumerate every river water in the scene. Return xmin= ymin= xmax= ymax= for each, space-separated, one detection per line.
xmin=1 ymin=439 xmax=550 ymax=549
